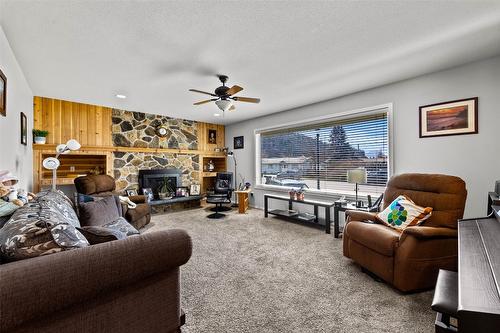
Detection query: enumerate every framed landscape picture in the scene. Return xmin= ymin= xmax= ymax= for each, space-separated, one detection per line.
xmin=419 ymin=97 xmax=478 ymax=138
xmin=0 ymin=69 xmax=6 ymax=117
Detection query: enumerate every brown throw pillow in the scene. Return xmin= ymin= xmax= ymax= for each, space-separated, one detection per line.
xmin=78 ymin=196 xmax=120 ymax=227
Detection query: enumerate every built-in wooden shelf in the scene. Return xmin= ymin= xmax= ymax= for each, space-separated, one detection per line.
xmin=200 ymin=155 xmax=227 ymax=195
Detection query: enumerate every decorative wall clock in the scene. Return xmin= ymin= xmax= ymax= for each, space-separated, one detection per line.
xmin=156 ymin=125 xmax=169 ymax=137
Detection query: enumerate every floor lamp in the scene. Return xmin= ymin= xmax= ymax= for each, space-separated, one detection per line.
xmin=227 ymin=151 xmax=238 ymax=207
xmin=42 ymin=139 xmax=81 ymax=191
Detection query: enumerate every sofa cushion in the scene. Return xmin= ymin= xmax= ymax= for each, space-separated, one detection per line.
xmin=0 ymin=191 xmax=89 ymax=261
xmin=377 ymin=195 xmax=433 ymax=231
xmin=78 ymin=196 xmax=121 ymax=227
xmin=345 ymin=221 xmax=400 ymax=256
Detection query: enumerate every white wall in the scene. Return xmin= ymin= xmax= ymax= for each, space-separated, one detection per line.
xmin=226 ymin=56 xmax=500 ymax=218
xmin=0 ymin=25 xmax=34 ymax=190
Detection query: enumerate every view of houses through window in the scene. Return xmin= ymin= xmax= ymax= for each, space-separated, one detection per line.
xmin=259 ymin=109 xmax=389 ymax=195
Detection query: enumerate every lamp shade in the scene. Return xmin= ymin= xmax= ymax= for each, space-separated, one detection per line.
xmin=215 ymin=99 xmax=233 ymax=112
xmin=66 ymin=139 xmax=81 ymax=151
xmin=347 ymin=168 xmax=367 ymax=184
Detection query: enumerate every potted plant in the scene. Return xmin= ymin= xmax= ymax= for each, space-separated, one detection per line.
xmin=158 ymin=177 xmax=175 ymax=199
xmin=32 ymin=129 xmax=49 ymax=144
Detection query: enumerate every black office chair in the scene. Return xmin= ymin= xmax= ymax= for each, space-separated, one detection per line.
xmin=206 ymin=172 xmax=233 ymax=218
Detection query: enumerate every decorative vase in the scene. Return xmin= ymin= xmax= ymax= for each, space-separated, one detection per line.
xmin=208 ymin=160 xmax=215 ymax=172
xmin=34 ymin=137 xmax=47 ymax=144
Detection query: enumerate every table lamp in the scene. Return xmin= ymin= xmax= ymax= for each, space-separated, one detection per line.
xmin=42 ymin=139 xmax=81 ymax=191
xmin=347 ymin=168 xmax=367 ymax=208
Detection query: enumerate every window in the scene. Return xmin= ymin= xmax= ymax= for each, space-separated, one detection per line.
xmin=256 ymin=105 xmax=391 ymax=196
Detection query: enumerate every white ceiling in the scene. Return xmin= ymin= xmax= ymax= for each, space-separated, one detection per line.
xmin=2 ymin=1 xmax=500 ymax=125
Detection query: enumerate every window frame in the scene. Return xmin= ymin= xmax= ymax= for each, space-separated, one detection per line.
xmin=254 ymin=103 xmax=394 ymax=198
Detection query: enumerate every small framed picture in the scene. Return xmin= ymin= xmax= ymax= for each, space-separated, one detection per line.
xmin=142 ymin=188 xmax=154 ymax=202
xmin=20 ymin=112 xmax=27 ymax=145
xmin=419 ymin=97 xmax=478 ymax=138
xmin=176 ymin=186 xmax=189 ymax=197
xmin=126 ymin=189 xmax=138 ymax=196
xmin=190 ymin=184 xmax=201 ymax=196
xmin=208 ymin=129 xmax=217 ymax=144
xmin=0 ymin=68 xmax=6 ymax=117
xmin=234 ymin=136 xmax=244 ymax=149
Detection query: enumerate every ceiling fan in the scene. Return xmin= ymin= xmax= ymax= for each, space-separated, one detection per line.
xmin=189 ymin=75 xmax=260 ymax=113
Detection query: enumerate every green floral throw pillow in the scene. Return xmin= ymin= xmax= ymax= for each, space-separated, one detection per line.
xmin=376 ymin=195 xmax=433 ymax=232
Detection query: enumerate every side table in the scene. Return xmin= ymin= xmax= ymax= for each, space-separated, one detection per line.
xmin=234 ymin=188 xmax=251 ymax=213
xmin=333 ymin=203 xmax=370 ymax=238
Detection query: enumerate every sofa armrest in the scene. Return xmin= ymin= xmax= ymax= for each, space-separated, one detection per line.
xmin=0 ymin=229 xmax=192 ymax=332
xmin=345 ymin=210 xmax=379 ymax=223
xmin=400 ymin=226 xmax=457 ymax=243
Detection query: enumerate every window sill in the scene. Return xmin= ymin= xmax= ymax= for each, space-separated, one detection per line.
xmin=254 ymin=184 xmax=377 ymax=201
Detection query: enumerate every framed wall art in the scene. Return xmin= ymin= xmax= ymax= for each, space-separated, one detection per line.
xmin=20 ymin=112 xmax=27 ymax=145
xmin=0 ymin=69 xmax=6 ymax=117
xmin=208 ymin=129 xmax=217 ymax=144
xmin=234 ymin=136 xmax=244 ymax=149
xmin=419 ymin=97 xmax=478 ymax=138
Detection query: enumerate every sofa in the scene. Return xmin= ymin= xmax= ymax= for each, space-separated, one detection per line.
xmin=74 ymin=175 xmax=151 ymax=229
xmin=0 ymin=190 xmax=192 ymax=333
xmin=343 ymin=173 xmax=467 ymax=292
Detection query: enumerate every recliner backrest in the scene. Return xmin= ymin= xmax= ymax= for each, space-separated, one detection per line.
xmin=383 ymin=173 xmax=467 ymax=229
xmin=74 ymin=175 xmax=116 ymax=195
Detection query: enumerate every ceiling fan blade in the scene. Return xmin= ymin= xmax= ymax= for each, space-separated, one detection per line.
xmin=226 ymin=85 xmax=243 ymax=96
xmin=189 ymin=89 xmax=216 ymax=97
xmin=193 ymin=98 xmax=217 ymax=105
xmin=229 ymin=105 xmax=236 ymax=111
xmin=234 ymin=96 xmax=260 ymax=103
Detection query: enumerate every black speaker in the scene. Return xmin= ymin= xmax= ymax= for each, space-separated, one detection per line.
xmin=495 ymin=180 xmax=500 ymax=195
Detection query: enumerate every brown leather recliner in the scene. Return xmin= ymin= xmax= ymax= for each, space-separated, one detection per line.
xmin=74 ymin=175 xmax=151 ymax=229
xmin=343 ymin=173 xmax=467 ymax=292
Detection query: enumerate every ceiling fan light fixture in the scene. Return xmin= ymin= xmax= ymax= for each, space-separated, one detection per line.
xmin=215 ymin=99 xmax=233 ymax=112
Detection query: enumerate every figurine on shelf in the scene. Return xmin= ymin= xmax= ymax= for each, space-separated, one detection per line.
xmin=207 ymin=160 xmax=215 ymax=172
xmin=289 ymin=189 xmax=296 ymax=200
xmin=296 ymin=190 xmax=305 ymax=201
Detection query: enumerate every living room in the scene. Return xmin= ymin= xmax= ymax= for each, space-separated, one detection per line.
xmin=1 ymin=1 xmax=500 ymax=332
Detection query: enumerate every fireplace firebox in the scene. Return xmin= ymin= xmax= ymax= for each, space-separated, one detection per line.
xmin=138 ymin=169 xmax=181 ymax=200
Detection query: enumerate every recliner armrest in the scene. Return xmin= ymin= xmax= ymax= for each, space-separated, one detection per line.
xmin=0 ymin=229 xmax=192 ymax=332
xmin=127 ymin=195 xmax=147 ymax=204
xmin=345 ymin=210 xmax=379 ymax=223
xmin=400 ymin=226 xmax=457 ymax=242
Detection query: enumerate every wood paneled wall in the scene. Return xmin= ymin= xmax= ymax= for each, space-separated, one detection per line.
xmin=33 ymin=96 xmax=113 ymax=146
xmin=32 ymin=96 xmax=226 ymax=195
xmin=33 ymin=96 xmax=226 ymax=150
xmin=198 ymin=122 xmax=226 ymax=151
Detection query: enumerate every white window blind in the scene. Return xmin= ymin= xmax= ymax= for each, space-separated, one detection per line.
xmin=259 ymin=109 xmax=389 ymax=196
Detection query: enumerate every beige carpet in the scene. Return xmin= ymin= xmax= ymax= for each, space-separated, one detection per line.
xmin=144 ymin=207 xmax=434 ymax=333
